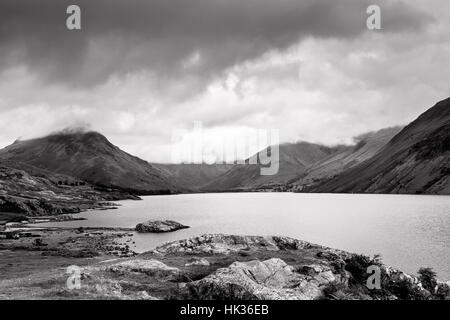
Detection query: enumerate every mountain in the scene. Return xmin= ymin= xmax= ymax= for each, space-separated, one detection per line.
xmin=153 ymin=163 xmax=233 ymax=190
xmin=202 ymin=142 xmax=339 ymax=191
xmin=291 ymin=127 xmax=403 ymax=189
xmin=0 ymin=131 xmax=180 ymax=194
xmin=310 ymin=98 xmax=450 ymax=194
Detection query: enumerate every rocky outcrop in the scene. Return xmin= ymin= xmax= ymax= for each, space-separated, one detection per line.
xmin=0 ymin=164 xmax=138 ymax=218
xmin=146 ymin=235 xmax=441 ymax=300
xmin=2 ymin=233 xmax=446 ymax=300
xmin=135 ymin=220 xmax=189 ymax=233
xmin=152 ymin=234 xmax=347 ymax=256
xmin=187 ymin=258 xmax=342 ymax=300
xmin=0 ymin=195 xmax=82 ymax=216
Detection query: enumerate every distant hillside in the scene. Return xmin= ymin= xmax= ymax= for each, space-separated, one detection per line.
xmin=0 ymin=131 xmax=180 ymax=194
xmin=310 ymin=98 xmax=450 ymax=194
xmin=202 ymin=142 xmax=338 ymax=191
xmin=153 ymin=163 xmax=233 ymax=190
xmin=292 ymin=127 xmax=403 ymax=188
xmin=0 ymin=161 xmax=138 ymax=218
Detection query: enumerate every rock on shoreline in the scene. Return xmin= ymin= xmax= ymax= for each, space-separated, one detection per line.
xmin=135 ymin=220 xmax=190 ymax=233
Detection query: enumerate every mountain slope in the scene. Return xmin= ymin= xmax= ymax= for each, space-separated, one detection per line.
xmin=310 ymin=98 xmax=450 ymax=194
xmin=202 ymin=142 xmax=338 ymax=191
xmin=292 ymin=127 xmax=403 ymax=188
xmin=153 ymin=163 xmax=233 ymax=190
xmin=0 ymin=131 xmax=180 ymax=194
xmin=0 ymin=161 xmax=139 ymax=218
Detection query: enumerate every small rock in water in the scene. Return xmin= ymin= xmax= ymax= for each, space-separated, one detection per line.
xmin=135 ymin=220 xmax=189 ymax=233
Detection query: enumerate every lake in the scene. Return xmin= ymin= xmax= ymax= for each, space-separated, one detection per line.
xmin=36 ymin=193 xmax=450 ymax=280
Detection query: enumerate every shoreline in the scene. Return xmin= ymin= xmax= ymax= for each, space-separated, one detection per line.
xmin=1 ymin=224 xmax=449 ymax=299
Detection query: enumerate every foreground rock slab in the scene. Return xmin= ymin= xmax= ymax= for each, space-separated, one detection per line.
xmin=135 ymin=220 xmax=189 ymax=233
xmin=188 ymin=258 xmax=340 ymax=300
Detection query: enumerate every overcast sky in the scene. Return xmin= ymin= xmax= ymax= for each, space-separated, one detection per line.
xmin=0 ymin=0 xmax=449 ymax=163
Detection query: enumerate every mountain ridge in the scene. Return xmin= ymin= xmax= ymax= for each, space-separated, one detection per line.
xmin=201 ymin=141 xmax=339 ymax=191
xmin=290 ymin=126 xmax=403 ymax=190
xmin=1 ymin=97 xmax=447 ymax=195
xmin=153 ymin=163 xmax=233 ymax=190
xmin=309 ymin=98 xmax=450 ymax=194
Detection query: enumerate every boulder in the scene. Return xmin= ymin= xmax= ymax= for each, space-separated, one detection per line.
xmin=188 ymin=258 xmax=339 ymax=300
xmin=135 ymin=220 xmax=189 ymax=233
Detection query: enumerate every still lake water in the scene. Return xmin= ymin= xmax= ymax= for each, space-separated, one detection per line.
xmin=38 ymin=193 xmax=450 ymax=280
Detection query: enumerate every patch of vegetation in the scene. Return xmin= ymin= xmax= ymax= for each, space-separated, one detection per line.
xmin=320 ymin=281 xmax=373 ymax=300
xmin=321 ymin=255 xmax=447 ymax=300
xmin=415 ymin=267 xmax=450 ymax=300
xmin=435 ymin=283 xmax=450 ymax=300
xmin=418 ymin=267 xmax=438 ymax=293
xmin=318 ymin=254 xmax=384 ymax=300
xmin=344 ymin=254 xmax=382 ymax=285
xmin=387 ymin=277 xmax=430 ymax=300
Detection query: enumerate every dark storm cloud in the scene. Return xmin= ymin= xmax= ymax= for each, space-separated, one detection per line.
xmin=0 ymin=0 xmax=433 ymax=87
